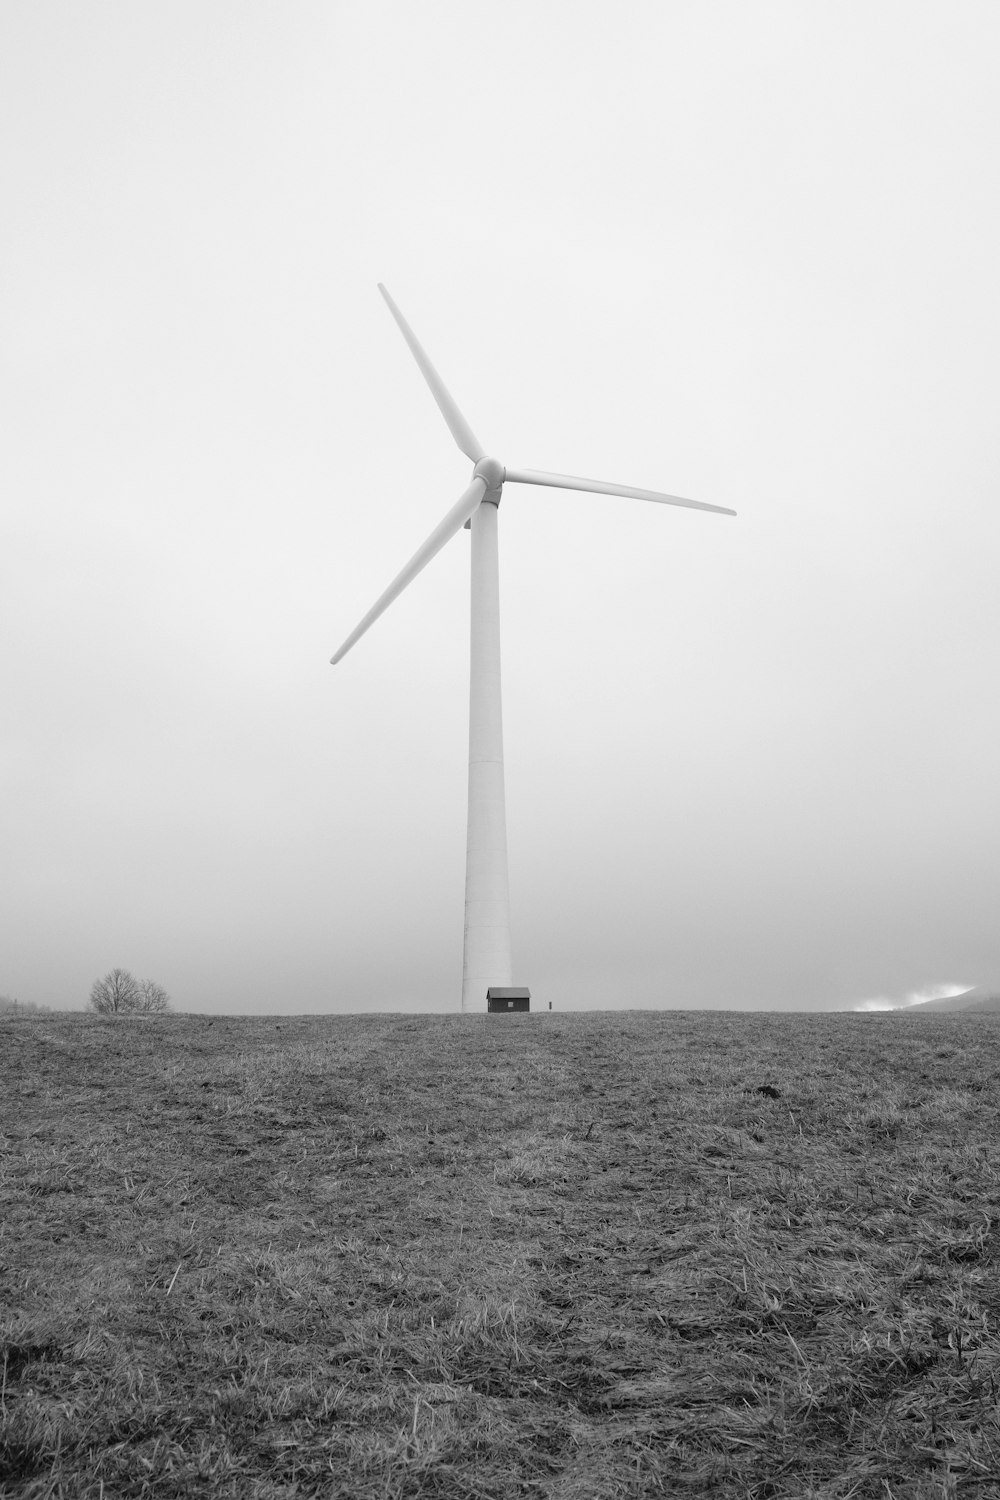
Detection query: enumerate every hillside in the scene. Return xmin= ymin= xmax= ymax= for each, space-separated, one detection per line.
xmin=3 ymin=1009 xmax=1000 ymax=1497
xmin=900 ymin=987 xmax=1000 ymax=1015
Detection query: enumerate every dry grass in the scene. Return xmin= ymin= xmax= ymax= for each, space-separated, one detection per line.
xmin=2 ymin=1008 xmax=1000 ymax=1497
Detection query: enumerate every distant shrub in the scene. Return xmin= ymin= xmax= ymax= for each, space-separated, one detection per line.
xmin=0 ymin=995 xmax=51 ymax=1015
xmin=88 ymin=969 xmax=171 ymax=1015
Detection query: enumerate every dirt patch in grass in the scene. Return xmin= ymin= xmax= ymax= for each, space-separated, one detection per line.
xmin=2 ymin=1009 xmax=1000 ymax=1497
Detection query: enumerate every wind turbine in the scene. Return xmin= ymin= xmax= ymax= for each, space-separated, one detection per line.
xmin=332 ymin=285 xmax=735 ymax=1013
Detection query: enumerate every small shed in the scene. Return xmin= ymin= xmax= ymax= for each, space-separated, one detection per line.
xmin=487 ymin=987 xmax=531 ymax=1013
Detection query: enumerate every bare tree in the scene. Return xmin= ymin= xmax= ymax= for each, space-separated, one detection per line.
xmin=89 ymin=969 xmax=172 ymax=1015
xmin=137 ymin=978 xmax=171 ymax=1013
xmin=88 ymin=968 xmax=142 ymax=1014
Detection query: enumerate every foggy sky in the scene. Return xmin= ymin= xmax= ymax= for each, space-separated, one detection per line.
xmin=3 ymin=2 xmax=998 ymax=1015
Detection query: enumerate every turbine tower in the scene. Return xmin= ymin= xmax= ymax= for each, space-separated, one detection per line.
xmin=332 ymin=285 xmax=735 ymax=1013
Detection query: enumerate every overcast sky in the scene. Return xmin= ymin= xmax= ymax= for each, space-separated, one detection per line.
xmin=3 ymin=2 xmax=998 ymax=1015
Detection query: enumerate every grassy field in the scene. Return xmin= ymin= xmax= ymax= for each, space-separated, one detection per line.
xmin=2 ymin=1009 xmax=1000 ymax=1499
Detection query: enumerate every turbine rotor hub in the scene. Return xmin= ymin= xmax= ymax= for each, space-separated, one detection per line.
xmin=473 ymin=455 xmax=505 ymax=504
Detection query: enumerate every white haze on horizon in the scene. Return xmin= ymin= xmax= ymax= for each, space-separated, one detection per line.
xmin=853 ymin=983 xmax=975 ymax=1014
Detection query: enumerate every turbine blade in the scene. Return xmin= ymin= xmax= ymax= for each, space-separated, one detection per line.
xmin=378 ymin=284 xmax=485 ymax=463
xmin=331 ymin=477 xmax=487 ymax=664
xmin=503 ymin=466 xmax=736 ymax=517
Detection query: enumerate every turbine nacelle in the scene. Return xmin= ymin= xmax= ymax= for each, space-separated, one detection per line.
xmin=472 ymin=455 xmax=505 ymax=504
